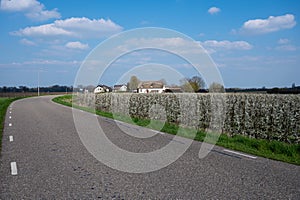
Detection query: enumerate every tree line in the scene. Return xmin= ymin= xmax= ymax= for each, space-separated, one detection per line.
xmin=0 ymin=85 xmax=73 ymax=93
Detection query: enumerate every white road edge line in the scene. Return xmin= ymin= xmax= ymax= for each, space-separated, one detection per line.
xmin=9 ymin=123 xmax=12 ymax=127
xmin=9 ymin=136 xmax=13 ymax=142
xmin=223 ymin=149 xmax=257 ymax=159
xmin=10 ymin=162 xmax=18 ymax=175
xmin=151 ymin=130 xmax=165 ymax=135
xmin=116 ymin=120 xmax=125 ymax=124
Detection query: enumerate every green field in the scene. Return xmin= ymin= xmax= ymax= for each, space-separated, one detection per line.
xmin=53 ymin=95 xmax=300 ymax=165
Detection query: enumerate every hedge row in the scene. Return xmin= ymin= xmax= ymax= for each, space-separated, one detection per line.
xmin=74 ymin=93 xmax=300 ymax=143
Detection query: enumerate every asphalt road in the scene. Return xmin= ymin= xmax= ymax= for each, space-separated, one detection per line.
xmin=0 ymin=96 xmax=299 ymax=199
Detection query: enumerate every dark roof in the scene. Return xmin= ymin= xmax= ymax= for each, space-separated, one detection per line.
xmin=197 ymin=89 xmax=208 ymax=93
xmin=96 ymin=85 xmax=112 ymax=91
xmin=164 ymin=88 xmax=183 ymax=93
xmin=114 ymin=84 xmax=126 ymax=88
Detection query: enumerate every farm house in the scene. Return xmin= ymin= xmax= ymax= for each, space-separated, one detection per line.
xmin=137 ymin=81 xmax=166 ymax=93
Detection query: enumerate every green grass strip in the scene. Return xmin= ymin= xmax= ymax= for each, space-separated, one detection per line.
xmin=0 ymin=97 xmax=26 ymax=151
xmin=53 ymin=95 xmax=300 ymax=165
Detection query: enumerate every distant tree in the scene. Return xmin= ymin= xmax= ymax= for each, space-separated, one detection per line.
xmin=19 ymin=86 xmax=29 ymax=92
xmin=180 ymin=76 xmax=205 ymax=92
xmin=180 ymin=78 xmax=194 ymax=92
xmin=190 ymin=76 xmax=205 ymax=91
xmin=3 ymin=86 xmax=7 ymax=93
xmin=209 ymin=82 xmax=225 ymax=93
xmin=128 ymin=75 xmax=140 ymax=91
xmin=159 ymin=78 xmax=167 ymax=86
xmin=269 ymin=87 xmax=280 ymax=94
xmin=77 ymin=85 xmax=84 ymax=89
xmin=169 ymin=83 xmax=180 ymax=88
xmin=86 ymin=85 xmax=96 ymax=92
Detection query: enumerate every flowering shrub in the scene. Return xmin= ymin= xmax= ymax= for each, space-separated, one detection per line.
xmin=75 ymin=93 xmax=300 ymax=143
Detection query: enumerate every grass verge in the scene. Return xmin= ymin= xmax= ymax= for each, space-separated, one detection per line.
xmin=53 ymin=95 xmax=300 ymax=165
xmin=0 ymin=97 xmax=25 ymax=151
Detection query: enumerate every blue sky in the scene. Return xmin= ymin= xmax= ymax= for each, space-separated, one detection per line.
xmin=0 ymin=0 xmax=299 ymax=88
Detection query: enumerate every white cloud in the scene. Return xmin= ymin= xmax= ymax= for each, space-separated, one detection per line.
xmin=25 ymin=8 xmax=60 ymax=21
xmin=275 ymin=45 xmax=297 ymax=51
xmin=241 ymin=14 xmax=296 ymax=34
xmin=0 ymin=0 xmax=61 ymax=21
xmin=12 ymin=24 xmax=73 ymax=37
xmin=20 ymin=38 xmax=36 ymax=46
xmin=115 ymin=38 xmax=252 ymax=57
xmin=0 ymin=59 xmax=82 ymax=68
xmin=66 ymin=41 xmax=89 ymax=50
xmin=274 ymin=38 xmax=297 ymax=51
xmin=118 ymin=37 xmax=203 ymax=54
xmin=278 ymin=38 xmax=290 ymax=44
xmin=11 ymin=17 xmax=123 ymax=38
xmin=1 ymin=0 xmax=39 ymax=11
xmin=201 ymin=40 xmax=253 ymax=51
xmin=208 ymin=7 xmax=221 ymax=15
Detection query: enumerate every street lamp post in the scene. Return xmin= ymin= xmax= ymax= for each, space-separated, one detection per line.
xmin=38 ymin=69 xmax=40 ymax=96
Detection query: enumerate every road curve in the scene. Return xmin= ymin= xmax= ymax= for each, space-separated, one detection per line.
xmin=0 ymin=96 xmax=299 ymax=199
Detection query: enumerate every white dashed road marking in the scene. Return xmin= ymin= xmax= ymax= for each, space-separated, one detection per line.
xmin=9 ymin=123 xmax=12 ymax=127
xmin=9 ymin=136 xmax=13 ymax=142
xmin=9 ymin=116 xmax=12 ymax=119
xmin=223 ymin=149 xmax=257 ymax=159
xmin=10 ymin=162 xmax=18 ymax=175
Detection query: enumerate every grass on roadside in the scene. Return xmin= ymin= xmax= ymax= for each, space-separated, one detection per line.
xmin=53 ymin=95 xmax=300 ymax=165
xmin=0 ymin=97 xmax=25 ymax=151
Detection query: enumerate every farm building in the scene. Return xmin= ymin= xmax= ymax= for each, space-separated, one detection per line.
xmin=138 ymin=81 xmax=166 ymax=93
xmin=94 ymin=85 xmax=112 ymax=94
xmin=113 ymin=84 xmax=127 ymax=92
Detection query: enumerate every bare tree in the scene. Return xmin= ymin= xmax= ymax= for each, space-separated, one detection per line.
xmin=190 ymin=76 xmax=205 ymax=91
xmin=209 ymin=82 xmax=225 ymax=93
xmin=159 ymin=78 xmax=167 ymax=86
xmin=180 ymin=76 xmax=205 ymax=92
xmin=128 ymin=75 xmax=140 ymax=91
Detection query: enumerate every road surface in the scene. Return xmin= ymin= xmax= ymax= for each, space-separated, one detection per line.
xmin=0 ymin=96 xmax=299 ymax=199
